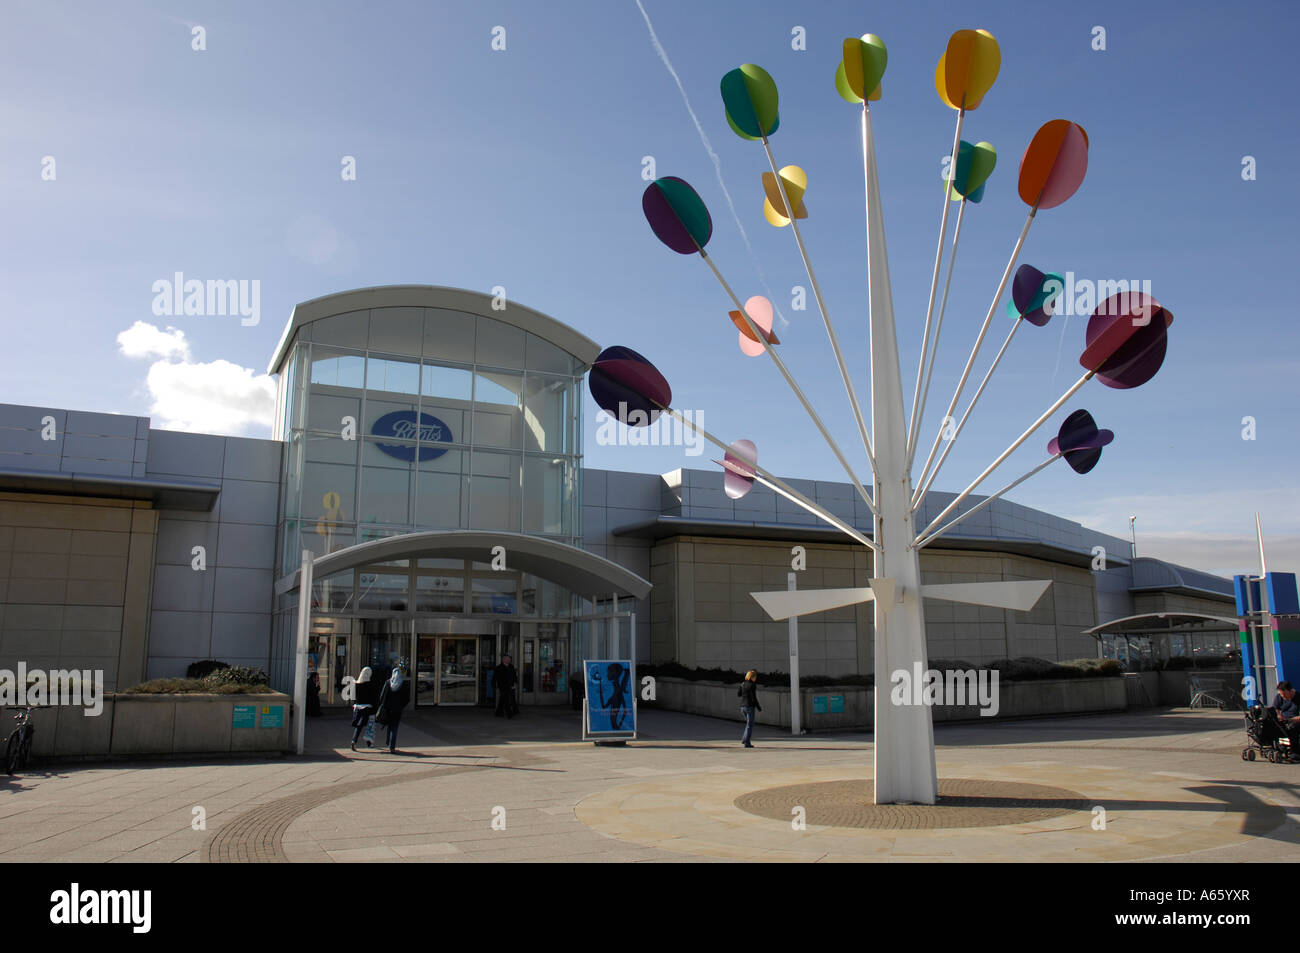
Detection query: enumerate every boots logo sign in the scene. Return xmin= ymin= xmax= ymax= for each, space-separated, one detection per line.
xmin=371 ymin=411 xmax=453 ymax=462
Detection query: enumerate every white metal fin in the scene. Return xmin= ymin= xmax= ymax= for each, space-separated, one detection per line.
xmin=750 ymin=586 xmax=875 ymax=621
xmin=920 ymin=580 xmax=1051 ymax=611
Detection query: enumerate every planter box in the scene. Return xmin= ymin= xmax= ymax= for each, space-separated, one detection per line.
xmin=27 ymin=692 xmax=292 ymax=761
xmin=648 ymin=675 xmax=1126 ymax=729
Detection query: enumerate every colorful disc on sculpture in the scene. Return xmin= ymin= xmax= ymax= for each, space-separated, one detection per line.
xmin=1078 ymin=292 xmax=1174 ymax=389
xmin=1047 ymin=409 xmax=1113 ymax=475
xmin=762 ymin=165 xmax=808 ymax=227
xmin=642 ymin=177 xmax=713 ymax=254
xmin=947 ymin=140 xmax=997 ymax=203
xmin=837 ymin=35 xmax=886 ymax=103
xmin=935 ymin=29 xmax=1000 ymax=110
xmin=588 ymin=345 xmax=671 ymax=425
xmin=1018 ymin=120 xmax=1089 ymax=210
xmin=714 ymin=439 xmax=757 ymax=499
xmin=729 ymin=295 xmax=780 ymax=355
xmin=1006 ymin=264 xmax=1063 ymax=326
xmin=721 ymin=64 xmax=780 ymax=140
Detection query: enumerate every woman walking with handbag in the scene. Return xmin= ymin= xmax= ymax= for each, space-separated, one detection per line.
xmin=350 ymin=666 xmax=378 ymax=751
xmin=737 ymin=670 xmax=761 ymax=748
xmin=375 ymin=667 xmax=411 ymax=754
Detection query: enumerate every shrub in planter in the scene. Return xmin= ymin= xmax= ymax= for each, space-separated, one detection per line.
xmin=203 ymin=665 xmax=269 ymax=688
xmin=186 ymin=659 xmax=231 ymax=679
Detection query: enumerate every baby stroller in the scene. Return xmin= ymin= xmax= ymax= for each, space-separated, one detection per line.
xmin=1242 ymin=705 xmax=1297 ymax=763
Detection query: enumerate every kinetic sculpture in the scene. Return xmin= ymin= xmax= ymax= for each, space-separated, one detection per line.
xmin=590 ymin=29 xmax=1173 ymax=804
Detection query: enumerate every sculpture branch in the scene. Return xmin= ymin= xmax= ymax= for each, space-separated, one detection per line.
xmin=912 ymin=315 xmax=1024 ymax=511
xmin=906 ymin=101 xmax=965 ymax=465
xmin=916 ymin=368 xmax=1093 ymax=541
xmin=912 ymin=207 xmax=1036 ymax=496
xmin=760 ymin=135 xmax=878 ymax=477
xmin=914 ymin=453 xmax=1058 ymax=548
xmin=697 ymin=247 xmax=879 ymax=519
xmin=654 ymin=403 xmax=879 ymax=554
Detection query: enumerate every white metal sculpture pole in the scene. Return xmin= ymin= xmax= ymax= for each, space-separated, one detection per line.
xmin=863 ymin=103 xmax=937 ymax=805
xmin=294 ymin=550 xmax=314 ymax=756
xmin=788 ymin=571 xmax=801 ymax=735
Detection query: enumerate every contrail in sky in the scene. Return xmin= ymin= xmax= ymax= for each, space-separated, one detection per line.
xmin=635 ymin=0 xmax=790 ymax=329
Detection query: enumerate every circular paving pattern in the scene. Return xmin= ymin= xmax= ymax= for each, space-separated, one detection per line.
xmin=734 ymin=777 xmax=1091 ymax=829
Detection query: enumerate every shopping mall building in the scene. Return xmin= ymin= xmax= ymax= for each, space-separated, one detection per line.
xmin=0 ymin=286 xmax=1239 ymax=707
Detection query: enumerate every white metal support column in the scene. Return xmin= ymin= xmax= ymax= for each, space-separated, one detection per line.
xmin=294 ymin=550 xmax=314 ymax=756
xmin=788 ymin=571 xmax=801 ymax=735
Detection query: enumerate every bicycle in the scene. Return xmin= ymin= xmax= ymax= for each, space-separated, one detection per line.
xmin=6 ymin=706 xmax=36 ymax=775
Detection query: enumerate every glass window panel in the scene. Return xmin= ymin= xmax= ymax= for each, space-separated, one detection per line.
xmin=421 ymin=365 xmax=472 ymax=445
xmin=416 ymin=450 xmax=466 ymax=529
xmin=314 ymin=569 xmax=356 ymax=614
xmin=310 ymin=311 xmax=369 ymax=350
xmin=367 ymin=307 xmax=423 ymax=355
xmin=520 ymin=574 xmax=539 ymax=615
xmin=367 ymin=397 xmax=420 ymax=436
xmin=305 ymin=432 xmax=359 ymax=466
xmin=424 ymin=308 xmax=476 ymax=363
xmin=360 ymin=440 xmax=415 ymax=525
xmin=302 ymin=462 xmax=357 ymax=524
xmin=306 ymin=392 xmax=361 ymax=434
xmin=290 ymin=521 xmax=356 ymax=569
xmin=415 ymin=574 xmax=465 ymax=613
xmin=523 ymin=373 xmax=573 ymax=453
xmin=309 ymin=348 xmax=365 ymax=388
xmin=418 ymin=558 xmax=466 ymax=570
xmin=366 ymin=356 xmax=420 ymax=397
xmin=421 ymin=363 xmax=473 ymax=401
xmin=472 ymin=575 xmax=518 ymax=614
xmin=475 ymin=315 xmax=525 ymax=368
xmin=357 ymin=571 xmax=410 ymax=612
xmin=283 ymin=435 xmax=303 ymax=519
xmin=469 ymin=450 xmax=521 ymax=531
xmin=473 ymin=370 xmax=522 ymax=449
xmin=523 ymin=455 xmax=570 ymax=535
xmin=525 ymin=332 xmax=579 ymax=375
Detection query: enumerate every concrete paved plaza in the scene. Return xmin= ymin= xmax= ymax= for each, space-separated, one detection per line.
xmin=0 ymin=706 xmax=1296 ymax=862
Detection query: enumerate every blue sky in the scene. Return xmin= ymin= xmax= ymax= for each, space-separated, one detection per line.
xmin=1 ymin=0 xmax=1296 ymax=576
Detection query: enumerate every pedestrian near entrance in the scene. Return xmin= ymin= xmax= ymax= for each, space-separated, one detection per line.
xmin=307 ymin=671 xmax=322 ymax=717
xmin=350 ymin=666 xmax=378 ymax=751
xmin=493 ymin=655 xmax=519 ymax=719
xmin=737 ymin=670 xmax=761 ymax=748
xmin=375 ymin=667 xmax=411 ymax=753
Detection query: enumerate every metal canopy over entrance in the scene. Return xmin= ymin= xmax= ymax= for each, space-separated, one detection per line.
xmin=1084 ymin=612 xmax=1239 ymax=668
xmin=276 ymin=530 xmax=651 ymax=601
xmin=282 ymin=531 xmax=650 ymax=753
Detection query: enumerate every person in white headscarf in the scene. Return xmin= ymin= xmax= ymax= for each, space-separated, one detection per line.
xmin=375 ymin=666 xmax=411 ymax=754
xmin=350 ymin=666 xmax=378 ymax=751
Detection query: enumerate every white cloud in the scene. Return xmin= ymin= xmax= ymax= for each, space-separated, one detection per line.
xmin=116 ymin=320 xmax=190 ymax=360
xmin=118 ymin=322 xmax=275 ymax=436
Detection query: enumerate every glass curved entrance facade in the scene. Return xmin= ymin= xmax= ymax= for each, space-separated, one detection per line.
xmin=269 ymin=293 xmax=595 ymax=708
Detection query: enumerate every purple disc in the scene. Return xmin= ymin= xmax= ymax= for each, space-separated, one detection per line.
xmin=589 ymin=345 xmax=672 ymax=426
xmin=1047 ymin=408 xmax=1113 ymax=474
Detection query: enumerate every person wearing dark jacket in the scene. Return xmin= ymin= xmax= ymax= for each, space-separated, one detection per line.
xmin=737 ymin=670 xmax=761 ymax=748
xmin=375 ymin=667 xmax=412 ymax=754
xmin=307 ymin=670 xmax=322 ymax=716
xmin=350 ymin=666 xmax=378 ymax=751
xmin=493 ymin=655 xmax=519 ymax=719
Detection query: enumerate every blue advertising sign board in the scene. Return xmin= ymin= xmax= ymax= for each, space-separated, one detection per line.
xmin=829 ymin=695 xmax=844 ymax=713
xmin=813 ymin=695 xmax=827 ymax=714
xmin=371 ymin=411 xmax=453 ymax=462
xmin=260 ymin=705 xmax=284 ymax=728
xmin=232 ymin=705 xmax=255 ymax=729
xmin=585 ymin=660 xmax=635 ymax=735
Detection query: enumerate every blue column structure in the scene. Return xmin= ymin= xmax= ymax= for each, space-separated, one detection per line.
xmin=1236 ymin=572 xmax=1300 ymax=704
